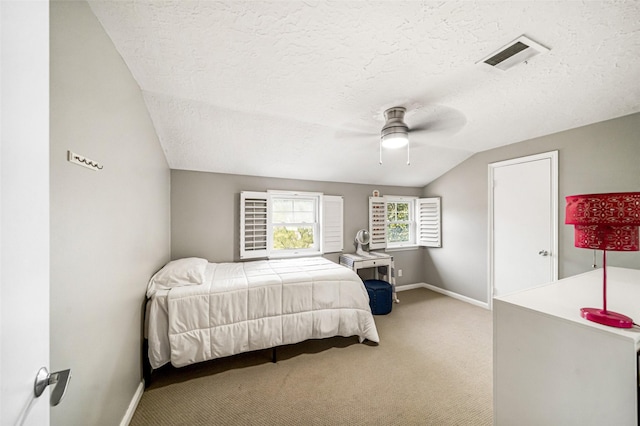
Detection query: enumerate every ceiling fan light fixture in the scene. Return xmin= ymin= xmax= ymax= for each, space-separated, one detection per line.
xmin=381 ymin=107 xmax=409 ymax=149
xmin=381 ymin=131 xmax=409 ymax=149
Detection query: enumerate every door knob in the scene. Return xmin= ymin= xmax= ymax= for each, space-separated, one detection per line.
xmin=538 ymin=250 xmax=549 ymax=256
xmin=34 ymin=367 xmax=71 ymax=406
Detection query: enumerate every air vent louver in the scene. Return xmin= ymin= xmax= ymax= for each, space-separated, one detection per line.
xmin=484 ymin=41 xmax=529 ymax=66
xmin=479 ymin=35 xmax=550 ymax=71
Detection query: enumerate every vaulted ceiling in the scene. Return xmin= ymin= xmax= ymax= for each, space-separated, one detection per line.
xmin=88 ymin=1 xmax=640 ymax=187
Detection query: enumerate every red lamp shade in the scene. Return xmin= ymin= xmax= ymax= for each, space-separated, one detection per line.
xmin=572 ymin=225 xmax=639 ymax=251
xmin=565 ymin=192 xmax=640 ymax=328
xmin=566 ymin=192 xmax=640 ymax=251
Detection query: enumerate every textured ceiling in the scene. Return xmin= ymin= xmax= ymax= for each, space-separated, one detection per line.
xmin=88 ymin=1 xmax=640 ymax=187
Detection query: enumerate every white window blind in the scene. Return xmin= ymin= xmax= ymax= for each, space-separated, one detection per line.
xmin=240 ymin=191 xmax=269 ymax=259
xmin=417 ymin=197 xmax=442 ymax=247
xmin=369 ymin=197 xmax=387 ymax=250
xmin=368 ymin=196 xmax=442 ymax=250
xmin=322 ymin=195 xmax=344 ymax=253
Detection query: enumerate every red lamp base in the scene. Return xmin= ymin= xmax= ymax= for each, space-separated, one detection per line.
xmin=580 ymin=307 xmax=633 ymax=328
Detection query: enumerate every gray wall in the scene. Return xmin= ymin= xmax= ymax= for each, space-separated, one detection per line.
xmin=423 ymin=113 xmax=640 ymax=303
xmin=171 ymin=170 xmax=425 ymax=286
xmin=50 ymin=2 xmax=171 ymax=425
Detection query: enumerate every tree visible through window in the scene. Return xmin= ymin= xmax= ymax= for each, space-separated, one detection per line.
xmin=271 ymin=196 xmax=318 ymax=252
xmin=272 ymin=227 xmax=314 ymax=249
xmin=387 ymin=200 xmax=411 ymax=244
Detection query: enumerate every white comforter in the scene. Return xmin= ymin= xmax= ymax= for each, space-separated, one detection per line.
xmin=147 ymin=257 xmax=379 ymax=369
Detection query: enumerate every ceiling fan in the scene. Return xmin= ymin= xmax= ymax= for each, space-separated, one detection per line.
xmin=337 ymin=104 xmax=466 ymax=166
xmin=379 ymin=106 xmax=419 ymax=165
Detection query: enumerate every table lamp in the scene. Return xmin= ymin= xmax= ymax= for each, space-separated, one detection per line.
xmin=565 ymin=192 xmax=640 ymax=328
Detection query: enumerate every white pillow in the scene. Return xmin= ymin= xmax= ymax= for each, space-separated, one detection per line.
xmin=147 ymin=257 xmax=208 ymax=297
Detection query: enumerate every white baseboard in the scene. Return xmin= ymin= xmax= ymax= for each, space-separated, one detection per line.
xmin=120 ymin=380 xmax=144 ymax=426
xmin=396 ymin=282 xmax=490 ymax=310
xmin=395 ymin=283 xmax=426 ymax=292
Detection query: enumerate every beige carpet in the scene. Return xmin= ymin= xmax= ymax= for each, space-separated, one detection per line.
xmin=131 ymin=288 xmax=493 ymax=425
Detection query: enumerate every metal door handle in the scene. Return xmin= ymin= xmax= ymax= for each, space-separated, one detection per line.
xmin=538 ymin=250 xmax=549 ymax=256
xmin=34 ymin=367 xmax=71 ymax=406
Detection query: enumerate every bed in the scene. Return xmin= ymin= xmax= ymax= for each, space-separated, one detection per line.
xmin=145 ymin=256 xmax=380 ymax=370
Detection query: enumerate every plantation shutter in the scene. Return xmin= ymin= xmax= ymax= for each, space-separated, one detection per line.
xmin=417 ymin=197 xmax=441 ymax=247
xmin=240 ymin=191 xmax=269 ymax=259
xmin=369 ymin=197 xmax=387 ymax=250
xmin=322 ymin=195 xmax=343 ymax=253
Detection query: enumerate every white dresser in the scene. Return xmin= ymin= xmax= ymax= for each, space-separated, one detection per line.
xmin=494 ymin=267 xmax=640 ymax=425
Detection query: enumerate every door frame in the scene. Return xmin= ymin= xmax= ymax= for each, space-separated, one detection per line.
xmin=487 ymin=150 xmax=558 ymax=309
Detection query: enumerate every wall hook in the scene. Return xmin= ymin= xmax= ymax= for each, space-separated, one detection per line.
xmin=68 ymin=150 xmax=103 ymax=171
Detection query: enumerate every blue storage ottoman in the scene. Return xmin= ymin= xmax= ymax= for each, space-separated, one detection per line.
xmin=363 ymin=279 xmax=392 ymax=315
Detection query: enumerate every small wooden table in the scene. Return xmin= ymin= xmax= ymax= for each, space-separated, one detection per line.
xmin=339 ymin=252 xmax=399 ymax=303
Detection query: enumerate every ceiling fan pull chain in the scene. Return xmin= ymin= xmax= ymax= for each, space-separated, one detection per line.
xmin=379 ymin=138 xmax=383 ymax=165
xmin=407 ymin=138 xmax=411 ymax=165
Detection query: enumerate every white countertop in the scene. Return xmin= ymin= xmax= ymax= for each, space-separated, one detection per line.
xmin=494 ymin=267 xmax=640 ymax=347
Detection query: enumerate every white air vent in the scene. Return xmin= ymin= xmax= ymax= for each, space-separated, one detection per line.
xmin=478 ymin=35 xmax=550 ymax=71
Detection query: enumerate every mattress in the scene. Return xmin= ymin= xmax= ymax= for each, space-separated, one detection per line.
xmin=146 ymin=257 xmax=379 ymax=369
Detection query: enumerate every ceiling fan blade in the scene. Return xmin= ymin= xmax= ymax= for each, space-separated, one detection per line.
xmin=409 ymin=124 xmax=430 ymax=132
xmin=406 ymin=104 xmax=467 ymax=135
xmin=334 ymin=128 xmax=377 ymax=140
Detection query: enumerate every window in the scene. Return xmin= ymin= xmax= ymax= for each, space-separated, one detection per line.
xmin=240 ymin=191 xmax=343 ymax=259
xmin=369 ymin=196 xmax=441 ymax=250
xmin=270 ymin=193 xmax=320 ymax=254
xmin=386 ymin=199 xmax=413 ymax=246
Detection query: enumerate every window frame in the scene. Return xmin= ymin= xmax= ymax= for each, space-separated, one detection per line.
xmin=267 ymin=190 xmax=322 ymax=258
xmin=385 ymin=196 xmax=417 ymax=249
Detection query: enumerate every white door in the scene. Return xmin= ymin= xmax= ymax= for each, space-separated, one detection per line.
xmin=1 ymin=1 xmax=51 ymax=425
xmin=489 ymin=151 xmax=558 ymax=301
